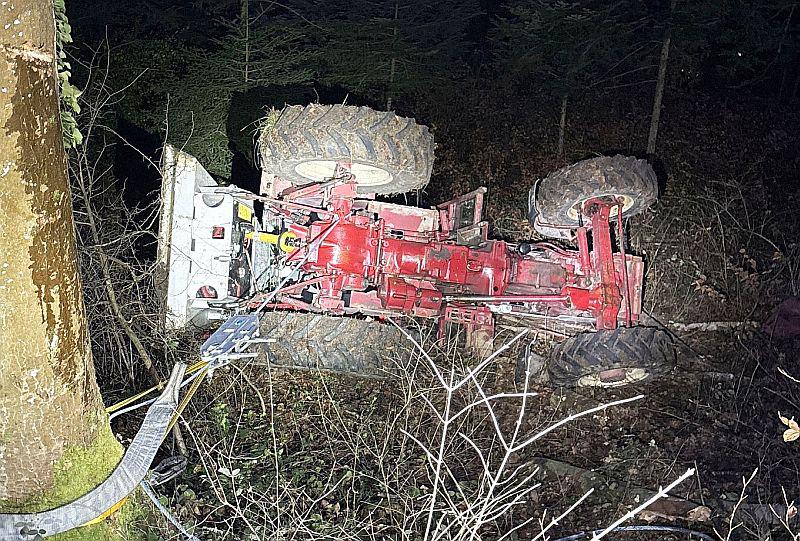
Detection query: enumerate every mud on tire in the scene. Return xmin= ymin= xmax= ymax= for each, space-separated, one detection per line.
xmin=530 ymin=155 xmax=658 ymax=233
xmin=259 ymin=104 xmax=434 ymax=195
xmin=548 ymin=327 xmax=675 ymax=387
xmin=258 ymin=311 xmax=406 ymax=377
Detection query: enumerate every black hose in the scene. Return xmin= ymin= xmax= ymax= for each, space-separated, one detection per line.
xmin=548 ymin=524 xmax=715 ymax=541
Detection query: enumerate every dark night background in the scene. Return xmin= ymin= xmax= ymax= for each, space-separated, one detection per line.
xmin=62 ymin=0 xmax=800 ymax=538
xmin=65 ymin=0 xmax=799 ymax=197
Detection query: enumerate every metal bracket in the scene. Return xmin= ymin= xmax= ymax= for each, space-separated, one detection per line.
xmin=200 ymin=314 xmax=261 ymax=360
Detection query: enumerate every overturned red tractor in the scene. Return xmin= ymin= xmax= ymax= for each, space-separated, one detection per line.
xmin=161 ymin=104 xmax=675 ymax=387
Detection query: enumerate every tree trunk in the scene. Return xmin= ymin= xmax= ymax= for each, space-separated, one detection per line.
xmin=241 ymin=0 xmax=250 ymax=83
xmin=0 ymin=0 xmax=121 ymax=515
xmin=647 ymin=0 xmax=676 ymax=158
xmin=557 ymin=94 xmax=568 ymax=159
xmin=386 ymin=0 xmax=399 ymax=110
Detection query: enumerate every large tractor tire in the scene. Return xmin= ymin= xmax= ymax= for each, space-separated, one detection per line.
xmin=258 ymin=311 xmax=407 ymax=377
xmin=548 ymin=327 xmax=675 ymax=388
xmin=258 ymin=104 xmax=434 ymax=195
xmin=529 ymin=155 xmax=657 ymax=237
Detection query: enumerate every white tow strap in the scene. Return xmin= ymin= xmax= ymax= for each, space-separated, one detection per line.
xmin=0 ymin=363 xmax=186 ymax=540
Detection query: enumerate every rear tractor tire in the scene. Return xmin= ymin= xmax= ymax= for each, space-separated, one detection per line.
xmin=258 ymin=311 xmax=406 ymax=377
xmin=548 ymin=327 xmax=675 ymax=388
xmin=259 ymin=104 xmax=435 ymax=195
xmin=529 ymin=155 xmax=657 ymax=239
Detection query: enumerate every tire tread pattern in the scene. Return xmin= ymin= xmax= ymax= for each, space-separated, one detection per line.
xmin=535 ymin=155 xmax=658 ymax=227
xmin=259 ymin=104 xmax=435 ymax=195
xmin=258 ymin=311 xmax=405 ymax=376
xmin=548 ymin=327 xmax=675 ymax=387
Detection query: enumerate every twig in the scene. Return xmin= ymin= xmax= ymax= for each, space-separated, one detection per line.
xmin=591 ymin=468 xmax=696 ymax=540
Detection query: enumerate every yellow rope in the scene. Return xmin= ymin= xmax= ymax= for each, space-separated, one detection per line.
xmin=164 ymin=368 xmax=208 ymax=436
xmin=82 ymin=497 xmax=128 ymax=526
xmin=105 ymin=360 xmax=208 ymax=414
xmin=81 ymin=360 xmax=214 ymax=529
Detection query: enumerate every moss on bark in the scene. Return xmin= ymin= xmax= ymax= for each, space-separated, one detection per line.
xmin=0 ymin=423 xmax=148 ymax=539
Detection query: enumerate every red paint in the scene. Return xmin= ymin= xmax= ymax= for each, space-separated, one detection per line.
xmin=586 ymin=198 xmax=622 ymax=330
xmin=253 ymin=176 xmax=645 ymax=347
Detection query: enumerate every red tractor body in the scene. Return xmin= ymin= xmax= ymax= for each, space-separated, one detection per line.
xmin=162 ymin=104 xmax=671 ymax=386
xmin=245 ymin=172 xmax=643 ymax=350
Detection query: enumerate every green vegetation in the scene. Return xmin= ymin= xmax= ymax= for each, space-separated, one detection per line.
xmin=54 ymin=0 xmax=82 ymax=148
xmin=53 ymin=0 xmax=800 ymax=538
xmin=0 ymin=423 xmax=140 ymax=540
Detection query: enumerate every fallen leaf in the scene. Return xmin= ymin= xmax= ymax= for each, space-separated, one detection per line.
xmin=779 ymin=413 xmax=800 ymax=442
xmin=687 ymin=505 xmax=712 ymax=522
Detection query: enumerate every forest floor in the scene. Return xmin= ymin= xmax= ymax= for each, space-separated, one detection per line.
xmin=126 ymin=325 xmax=800 ymax=541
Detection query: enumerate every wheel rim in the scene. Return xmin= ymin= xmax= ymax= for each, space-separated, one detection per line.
xmin=566 ymin=194 xmax=635 ymax=221
xmin=576 ymin=367 xmax=650 ymax=388
xmin=294 ymin=160 xmax=393 ymax=187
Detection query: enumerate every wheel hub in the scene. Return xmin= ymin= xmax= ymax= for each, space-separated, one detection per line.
xmin=567 ymin=194 xmax=634 ymax=221
xmin=294 ymin=160 xmax=393 ymax=187
xmin=577 ymin=367 xmax=650 ymax=388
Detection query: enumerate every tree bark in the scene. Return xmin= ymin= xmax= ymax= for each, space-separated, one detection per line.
xmin=0 ymin=0 xmax=118 ymax=504
xmin=557 ymin=94 xmax=568 ymax=159
xmin=386 ymin=0 xmax=399 ymax=110
xmin=647 ymin=0 xmax=676 ymax=158
xmin=241 ymin=0 xmax=249 ymax=83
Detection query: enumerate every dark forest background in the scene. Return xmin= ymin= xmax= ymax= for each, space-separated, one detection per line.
xmin=67 ymin=0 xmax=800 ymax=190
xmin=66 ymin=0 xmax=800 ymax=322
